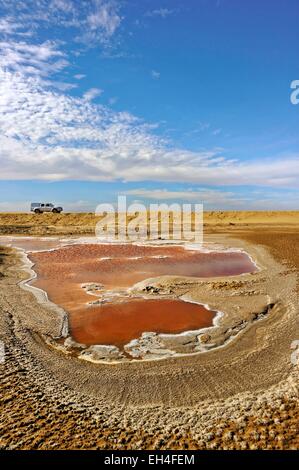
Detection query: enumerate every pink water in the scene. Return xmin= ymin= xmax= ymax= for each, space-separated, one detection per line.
xmin=25 ymin=242 xmax=256 ymax=347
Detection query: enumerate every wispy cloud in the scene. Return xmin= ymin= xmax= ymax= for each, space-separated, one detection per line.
xmin=151 ymin=70 xmax=160 ymax=80
xmin=0 ymin=0 xmax=123 ymax=47
xmin=83 ymin=87 xmax=103 ymax=101
xmin=74 ymin=74 xmax=86 ymax=80
xmin=50 ymin=0 xmax=75 ymax=14
xmin=186 ymin=122 xmax=210 ymax=136
xmin=86 ymin=0 xmax=122 ymax=42
xmin=0 ymin=58 xmax=298 ymax=187
xmin=0 ymin=4 xmax=298 ymax=197
xmin=0 ymin=17 xmax=31 ymax=36
xmin=0 ymin=40 xmax=68 ymax=78
xmin=145 ymin=8 xmax=176 ymax=19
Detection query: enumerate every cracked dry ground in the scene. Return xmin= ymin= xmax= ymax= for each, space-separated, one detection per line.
xmin=0 ymin=228 xmax=299 ymax=450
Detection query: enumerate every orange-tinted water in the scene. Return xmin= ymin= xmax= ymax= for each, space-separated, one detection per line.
xmin=71 ymin=299 xmax=216 ymax=347
xmin=27 ymin=243 xmax=256 ymax=347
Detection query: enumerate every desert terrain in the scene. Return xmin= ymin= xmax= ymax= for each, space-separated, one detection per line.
xmin=0 ymin=210 xmax=298 ymax=236
xmin=0 ymin=211 xmax=298 ymax=450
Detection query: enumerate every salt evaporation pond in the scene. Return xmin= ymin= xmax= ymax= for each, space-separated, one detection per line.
xmin=17 ymin=241 xmax=257 ymax=348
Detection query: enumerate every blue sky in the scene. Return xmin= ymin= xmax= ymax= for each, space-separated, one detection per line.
xmin=0 ymin=0 xmax=298 ymax=211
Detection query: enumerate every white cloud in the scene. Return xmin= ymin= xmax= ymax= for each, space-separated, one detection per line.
xmin=48 ymin=80 xmax=77 ymax=91
xmin=145 ymin=8 xmax=175 ymax=18
xmin=212 ymin=128 xmax=222 ymax=136
xmin=186 ymin=122 xmax=211 ymax=136
xmin=0 ymin=33 xmax=298 ymax=191
xmin=74 ymin=74 xmax=86 ymax=80
xmin=0 ymin=3 xmax=297 ymax=212
xmin=0 ymin=39 xmax=74 ymax=92
xmin=0 ymin=40 xmax=68 ymax=78
xmin=0 ymin=18 xmax=30 ymax=36
xmin=50 ymin=0 xmax=75 ymax=13
xmin=151 ymin=70 xmax=160 ymax=80
xmin=83 ymin=87 xmax=103 ymax=101
xmin=0 ymin=60 xmax=298 ymax=188
xmin=0 ymin=1 xmax=123 ymax=47
xmin=86 ymin=0 xmax=121 ymax=40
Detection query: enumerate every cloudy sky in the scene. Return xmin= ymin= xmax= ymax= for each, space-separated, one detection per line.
xmin=0 ymin=0 xmax=298 ymax=211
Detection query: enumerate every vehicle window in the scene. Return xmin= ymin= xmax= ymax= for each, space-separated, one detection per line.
xmin=41 ymin=204 xmax=44 ymax=207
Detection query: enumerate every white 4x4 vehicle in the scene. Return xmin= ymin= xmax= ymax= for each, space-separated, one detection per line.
xmin=31 ymin=203 xmax=63 ymax=214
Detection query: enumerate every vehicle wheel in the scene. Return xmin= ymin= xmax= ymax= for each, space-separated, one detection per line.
xmin=34 ymin=209 xmax=41 ymax=214
xmin=52 ymin=208 xmax=58 ymax=213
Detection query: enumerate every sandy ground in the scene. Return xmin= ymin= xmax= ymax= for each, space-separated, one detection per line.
xmin=0 ymin=212 xmax=298 ymax=449
xmin=0 ymin=210 xmax=298 ymax=236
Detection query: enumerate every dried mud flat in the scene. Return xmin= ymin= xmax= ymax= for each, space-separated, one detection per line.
xmin=0 ymin=213 xmax=298 ymax=450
